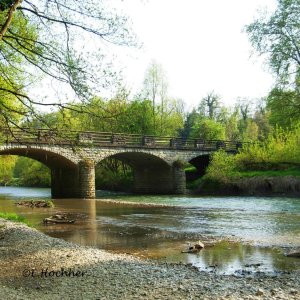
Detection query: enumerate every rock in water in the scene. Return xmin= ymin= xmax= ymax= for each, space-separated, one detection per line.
xmin=286 ymin=251 xmax=300 ymax=258
xmin=194 ymin=241 xmax=204 ymax=249
xmin=181 ymin=241 xmax=204 ymax=253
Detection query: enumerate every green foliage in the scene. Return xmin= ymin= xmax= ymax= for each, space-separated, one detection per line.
xmin=0 ymin=212 xmax=31 ymax=226
xmin=204 ymin=150 xmax=239 ymax=184
xmin=246 ymin=0 xmax=300 ymax=84
xmin=236 ymin=125 xmax=300 ymax=170
xmin=0 ymin=1 xmax=137 ymax=127
xmin=180 ymin=109 xmax=199 ymax=139
xmin=95 ymin=159 xmax=133 ymax=191
xmin=184 ymin=166 xmax=197 ymax=173
xmin=198 ymin=92 xmax=220 ymax=119
xmin=140 ymin=61 xmax=185 ymax=135
xmin=0 ymin=0 xmax=14 ymax=11
xmin=267 ymin=88 xmax=300 ymax=128
xmin=186 ymin=177 xmax=203 ymax=190
xmin=253 ymin=110 xmax=273 ymax=140
xmin=31 ymin=95 xmax=184 ymax=138
xmin=238 ymin=168 xmax=300 ymax=178
xmin=14 ymin=157 xmax=50 ymax=187
xmin=191 ymin=119 xmax=225 ymax=140
xmin=0 ymin=155 xmax=16 ymax=185
xmin=0 ymin=10 xmax=39 ymax=127
xmin=224 ymin=112 xmax=240 ymax=140
xmin=44 ymin=200 xmax=54 ymax=208
xmin=242 ymin=119 xmax=259 ymax=142
xmin=193 ymin=125 xmax=300 ymax=191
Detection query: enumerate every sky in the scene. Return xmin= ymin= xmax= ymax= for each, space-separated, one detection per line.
xmin=110 ymin=0 xmax=278 ymax=109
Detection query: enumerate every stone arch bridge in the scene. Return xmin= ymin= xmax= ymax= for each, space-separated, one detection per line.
xmin=0 ymin=129 xmax=242 ymax=198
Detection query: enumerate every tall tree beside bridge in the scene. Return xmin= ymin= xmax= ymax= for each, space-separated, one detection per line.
xmin=246 ymin=0 xmax=300 ymax=128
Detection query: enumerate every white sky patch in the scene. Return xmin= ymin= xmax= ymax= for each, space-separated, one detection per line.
xmin=28 ymin=0 xmax=278 ymax=111
xmin=111 ymin=0 xmax=277 ymax=108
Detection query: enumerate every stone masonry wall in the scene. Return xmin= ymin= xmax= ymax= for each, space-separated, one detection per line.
xmin=0 ymin=144 xmax=211 ymax=198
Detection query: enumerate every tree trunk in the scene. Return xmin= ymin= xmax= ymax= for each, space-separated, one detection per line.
xmin=0 ymin=0 xmax=23 ymax=41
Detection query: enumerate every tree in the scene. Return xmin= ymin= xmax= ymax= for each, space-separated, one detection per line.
xmin=191 ymin=119 xmax=225 ymax=140
xmin=179 ymin=109 xmax=199 ymax=139
xmin=242 ymin=119 xmax=259 ymax=141
xmin=253 ymin=110 xmax=273 ymax=139
xmin=0 ymin=0 xmax=136 ymax=130
xmin=142 ymin=61 xmax=168 ymax=133
xmin=267 ymin=87 xmax=300 ymax=127
xmin=236 ymin=98 xmax=252 ymax=122
xmin=156 ymin=97 xmax=184 ymax=136
xmin=246 ymin=0 xmax=300 ymax=85
xmin=224 ymin=112 xmax=240 ymax=140
xmin=198 ymin=91 xmax=220 ymax=119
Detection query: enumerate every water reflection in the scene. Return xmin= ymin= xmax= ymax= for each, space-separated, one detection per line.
xmin=0 ymin=187 xmax=299 ymax=274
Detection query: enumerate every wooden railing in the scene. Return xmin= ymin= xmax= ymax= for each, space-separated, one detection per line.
xmin=0 ymin=128 xmax=244 ymax=152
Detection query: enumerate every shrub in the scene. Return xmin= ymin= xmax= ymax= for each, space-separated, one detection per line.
xmin=236 ymin=124 xmax=300 ymax=170
xmin=204 ymin=150 xmax=239 ymax=184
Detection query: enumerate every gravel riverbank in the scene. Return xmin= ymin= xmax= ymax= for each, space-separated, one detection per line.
xmin=0 ymin=219 xmax=299 ymax=300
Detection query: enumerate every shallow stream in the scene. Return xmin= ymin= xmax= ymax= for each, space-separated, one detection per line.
xmin=0 ymin=187 xmax=299 ymax=276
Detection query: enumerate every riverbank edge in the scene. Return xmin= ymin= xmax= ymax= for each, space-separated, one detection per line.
xmin=190 ymin=175 xmax=300 ymax=197
xmin=0 ymin=219 xmax=299 ymax=300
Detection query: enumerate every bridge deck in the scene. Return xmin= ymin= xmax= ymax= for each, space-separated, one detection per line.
xmin=0 ymin=128 xmax=243 ymax=152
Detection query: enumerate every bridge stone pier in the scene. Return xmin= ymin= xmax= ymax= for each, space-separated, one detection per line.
xmin=50 ymin=160 xmax=95 ymax=199
xmin=0 ymin=130 xmax=241 ymax=198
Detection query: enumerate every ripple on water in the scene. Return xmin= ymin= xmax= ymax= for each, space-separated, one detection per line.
xmin=0 ymin=187 xmax=299 ymax=275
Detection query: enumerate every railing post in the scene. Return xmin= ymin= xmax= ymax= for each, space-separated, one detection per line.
xmin=236 ymin=142 xmax=243 ymax=151
xmin=216 ymin=140 xmax=225 ymax=150
xmin=169 ymin=138 xmax=175 ymax=148
xmin=194 ymin=139 xmax=204 ymax=149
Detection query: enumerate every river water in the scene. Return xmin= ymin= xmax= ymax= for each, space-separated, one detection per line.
xmin=0 ymin=187 xmax=299 ymax=276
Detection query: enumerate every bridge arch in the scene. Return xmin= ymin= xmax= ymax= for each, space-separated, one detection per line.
xmin=188 ymin=154 xmax=211 ymax=177
xmin=95 ymin=151 xmax=185 ymax=194
xmin=93 ymin=148 xmax=172 ymax=167
xmin=95 ymin=151 xmax=171 ymax=169
xmin=0 ymin=146 xmax=80 ymax=198
xmin=0 ymin=146 xmax=78 ymax=169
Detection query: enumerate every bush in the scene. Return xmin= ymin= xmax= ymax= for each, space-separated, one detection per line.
xmin=204 ymin=150 xmax=239 ymax=184
xmin=235 ymin=124 xmax=300 ymax=170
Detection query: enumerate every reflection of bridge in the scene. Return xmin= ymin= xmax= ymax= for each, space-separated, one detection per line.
xmin=0 ymin=129 xmax=243 ymax=198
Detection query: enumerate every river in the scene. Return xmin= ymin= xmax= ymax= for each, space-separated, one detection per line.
xmin=0 ymin=186 xmax=299 ymax=276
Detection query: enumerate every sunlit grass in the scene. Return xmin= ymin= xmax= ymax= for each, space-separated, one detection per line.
xmin=0 ymin=212 xmax=32 ymax=226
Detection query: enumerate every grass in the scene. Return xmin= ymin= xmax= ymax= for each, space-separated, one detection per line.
xmin=186 ymin=167 xmax=300 ymax=191
xmin=186 ymin=177 xmax=202 ymax=189
xmin=0 ymin=212 xmax=32 ymax=226
xmin=185 ymin=166 xmax=197 ymax=173
xmin=45 ymin=200 xmax=54 ymax=208
xmin=239 ymin=168 xmax=300 ymax=178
